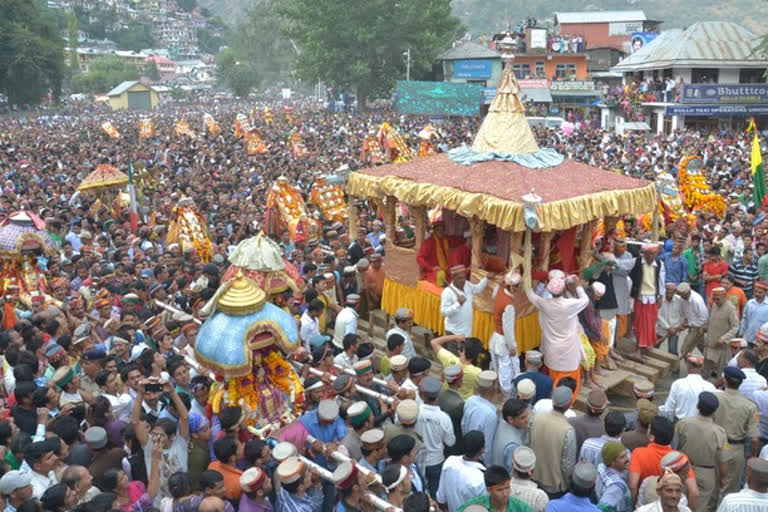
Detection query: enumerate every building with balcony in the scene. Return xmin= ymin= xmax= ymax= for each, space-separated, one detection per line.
xmin=607 ymin=21 xmax=768 ymax=134
xmin=554 ymin=11 xmax=662 ymax=54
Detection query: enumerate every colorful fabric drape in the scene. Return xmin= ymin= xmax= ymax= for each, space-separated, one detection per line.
xmin=749 ymin=120 xmax=766 ymax=205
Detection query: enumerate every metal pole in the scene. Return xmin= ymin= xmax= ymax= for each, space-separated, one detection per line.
xmin=154 ymin=300 xmax=203 ymax=325
xmin=406 ymin=48 xmax=411 ymax=81
xmin=305 ymin=434 xmax=382 ymax=485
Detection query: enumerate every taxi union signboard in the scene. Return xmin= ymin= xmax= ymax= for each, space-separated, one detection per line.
xmin=681 ymin=84 xmax=768 ymax=104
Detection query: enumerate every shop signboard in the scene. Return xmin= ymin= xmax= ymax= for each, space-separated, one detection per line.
xmin=517 ymin=79 xmax=548 ymax=89
xmin=551 ymin=80 xmax=595 ymax=91
xmin=454 ymin=59 xmax=493 ymax=78
xmin=681 ymin=84 xmax=768 ymax=104
xmin=666 ymin=104 xmax=768 ymax=116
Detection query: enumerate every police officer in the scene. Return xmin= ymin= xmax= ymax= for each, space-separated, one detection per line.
xmin=713 ymin=366 xmax=760 ymax=496
xmin=674 ymin=391 xmax=729 ymax=512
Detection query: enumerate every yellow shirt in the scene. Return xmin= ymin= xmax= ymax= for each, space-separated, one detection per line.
xmin=437 ymin=347 xmax=481 ymax=400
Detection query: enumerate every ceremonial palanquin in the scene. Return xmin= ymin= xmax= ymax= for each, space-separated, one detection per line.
xmin=378 ymin=122 xmax=412 ymax=163
xmin=196 ymin=272 xmax=303 ymax=430
xmin=0 ymin=212 xmax=56 ymax=317
xmin=309 ymin=177 xmax=347 ymax=224
xmin=101 ymin=121 xmax=120 ymax=139
xmin=235 ymin=113 xmax=253 ymax=137
xmin=139 ymin=118 xmax=156 ymax=139
xmin=165 ymin=197 xmax=213 ymax=262
xmin=265 ymin=177 xmax=308 ymax=242
xmin=203 ymin=113 xmax=221 ymax=135
xmin=174 ymin=120 xmax=195 ymax=138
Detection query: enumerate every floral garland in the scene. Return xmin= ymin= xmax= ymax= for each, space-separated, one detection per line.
xmin=678 ymin=158 xmax=726 ymax=218
xmin=263 ymin=350 xmax=304 ymax=399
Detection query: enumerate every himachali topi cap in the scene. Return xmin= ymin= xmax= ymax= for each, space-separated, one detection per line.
xmin=318 ymin=399 xmax=340 ymax=421
xmin=390 ymin=355 xmax=409 ymax=372
xmin=360 ymin=429 xmax=386 ymax=450
xmin=512 ymin=446 xmax=536 ymax=472
xmin=443 ymin=363 xmax=463 ymax=382
xmin=516 ymin=378 xmax=536 ymax=400
xmin=276 ymin=456 xmax=306 ymax=484
xmin=477 ymin=370 xmax=497 ymax=388
xmin=396 ymin=399 xmax=419 ymax=424
xmin=240 ymin=467 xmax=268 ymax=493
xmin=272 ymin=442 xmax=297 ymax=463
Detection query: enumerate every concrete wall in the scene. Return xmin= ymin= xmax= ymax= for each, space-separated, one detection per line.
xmin=558 ymin=22 xmax=631 ymax=52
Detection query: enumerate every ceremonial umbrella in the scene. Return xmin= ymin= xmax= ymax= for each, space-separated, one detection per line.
xmin=0 ymin=211 xmax=55 ymax=257
xmin=77 ymin=163 xmax=128 ymax=192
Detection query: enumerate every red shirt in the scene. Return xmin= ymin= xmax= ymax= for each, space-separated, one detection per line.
xmin=703 ymin=260 xmax=728 ymax=297
xmin=628 ymin=442 xmax=695 ymax=482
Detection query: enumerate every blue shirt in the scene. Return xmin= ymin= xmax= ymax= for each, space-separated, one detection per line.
xmin=661 ymin=253 xmax=688 ymax=285
xmin=513 ymin=370 xmax=553 ymax=404
xmin=461 ymin=395 xmax=497 ymax=466
xmin=740 ymin=297 xmax=768 ymax=343
xmin=545 ymin=493 xmax=600 ymax=512
xmin=299 ymin=409 xmax=346 ymax=468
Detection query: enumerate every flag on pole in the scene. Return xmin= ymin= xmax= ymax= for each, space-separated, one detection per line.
xmin=749 ymin=119 xmax=767 ymax=206
xmin=127 ymin=160 xmax=139 ymax=234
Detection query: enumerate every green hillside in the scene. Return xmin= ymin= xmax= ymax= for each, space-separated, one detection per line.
xmin=201 ymin=0 xmax=766 ymax=36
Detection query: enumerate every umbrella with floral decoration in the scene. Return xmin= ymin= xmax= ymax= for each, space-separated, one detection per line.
xmin=221 ymin=232 xmax=303 ymax=297
xmin=77 ymin=163 xmax=129 ymax=192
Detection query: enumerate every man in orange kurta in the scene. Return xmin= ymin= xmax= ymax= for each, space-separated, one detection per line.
xmin=416 ymin=222 xmax=461 ymax=286
xmin=364 ymin=253 xmax=386 ymax=309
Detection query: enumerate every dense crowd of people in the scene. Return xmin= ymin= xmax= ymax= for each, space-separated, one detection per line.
xmin=0 ymin=94 xmax=765 ymax=512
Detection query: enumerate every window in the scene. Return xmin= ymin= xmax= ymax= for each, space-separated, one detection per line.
xmin=740 ymin=68 xmax=766 ymax=83
xmin=555 ymin=64 xmax=566 ymax=78
xmin=691 ymin=68 xmax=719 ymax=84
xmin=512 ymin=63 xmax=531 ymax=79
xmin=566 ymin=63 xmax=577 ymax=78
xmin=535 ymin=61 xmax=545 ymax=77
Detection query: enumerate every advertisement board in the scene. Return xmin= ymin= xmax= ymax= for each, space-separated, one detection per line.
xmin=454 ymin=59 xmax=493 ymax=78
xmin=681 ymin=84 xmax=768 ymax=104
xmin=666 ymin=104 xmax=768 ymax=116
xmin=396 ymin=80 xmax=483 ymax=116
xmin=529 ymin=28 xmax=547 ymax=49
xmin=609 ymin=21 xmax=644 ymax=36
xmin=630 ymin=32 xmax=658 ymax=53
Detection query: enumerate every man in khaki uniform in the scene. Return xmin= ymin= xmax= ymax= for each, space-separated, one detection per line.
xmin=712 ymin=366 xmax=760 ymax=496
xmin=674 ymin=391 xmax=729 ymax=512
xmin=703 ymin=287 xmax=739 ymax=377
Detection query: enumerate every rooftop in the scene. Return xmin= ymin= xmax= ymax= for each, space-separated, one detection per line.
xmin=554 ymin=10 xmax=648 ymax=25
xmin=612 ymin=21 xmax=767 ymax=71
xmin=437 ymin=41 xmax=500 ymax=61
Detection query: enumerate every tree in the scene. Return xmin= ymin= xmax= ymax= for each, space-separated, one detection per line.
xmin=197 ymin=27 xmax=226 ymax=55
xmin=71 ymin=56 xmax=140 ymax=94
xmin=0 ymin=0 xmax=64 ymax=104
xmin=177 ymin=0 xmax=197 ymax=12
xmin=225 ymin=0 xmax=294 ymax=88
xmin=111 ymin=22 xmax=155 ymax=51
xmin=145 ymin=60 xmax=161 ymax=81
xmin=216 ymin=48 xmax=258 ymax=97
xmin=66 ymin=12 xmax=80 ymax=73
xmin=279 ymin=0 xmax=464 ymax=106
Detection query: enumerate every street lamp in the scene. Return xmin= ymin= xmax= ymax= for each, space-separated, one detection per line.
xmin=403 ymin=48 xmax=411 ymax=81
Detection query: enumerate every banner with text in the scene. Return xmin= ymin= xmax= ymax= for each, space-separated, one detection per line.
xmin=454 ymin=59 xmax=493 ymax=78
xmin=681 ymin=84 xmax=768 ymax=104
xmin=396 ymin=80 xmax=483 ymax=116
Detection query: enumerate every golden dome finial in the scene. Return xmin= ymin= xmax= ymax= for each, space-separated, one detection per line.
xmin=216 ymin=274 xmax=266 ymax=315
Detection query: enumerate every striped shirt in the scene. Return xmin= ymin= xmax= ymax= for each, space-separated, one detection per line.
xmin=508 ymin=477 xmax=549 ymax=512
xmin=730 ymin=259 xmax=759 ymax=296
xmin=579 ymin=435 xmax=629 ymax=467
xmin=596 ymin=464 xmax=631 ymax=512
xmin=715 ymin=488 xmax=768 ymax=511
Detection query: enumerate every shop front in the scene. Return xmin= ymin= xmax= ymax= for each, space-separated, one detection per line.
xmin=550 ymin=80 xmax=602 ymax=122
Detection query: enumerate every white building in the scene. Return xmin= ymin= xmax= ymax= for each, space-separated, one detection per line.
xmin=607 ymin=21 xmax=768 ymax=134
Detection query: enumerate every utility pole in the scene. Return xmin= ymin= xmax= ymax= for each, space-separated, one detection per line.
xmin=405 ymin=48 xmax=411 ymax=81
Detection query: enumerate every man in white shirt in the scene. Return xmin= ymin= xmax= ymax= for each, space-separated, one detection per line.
xmin=736 ymin=348 xmax=768 ymax=402
xmin=22 ymin=439 xmax=60 ymax=499
xmin=333 ymin=333 xmax=359 ymax=371
xmin=332 ymin=294 xmax=360 ymax=351
xmin=299 ymin=298 xmax=324 ymax=351
xmin=440 ymin=265 xmax=489 ymax=336
xmin=657 ymin=282 xmax=683 ymax=357
xmin=676 ymin=282 xmax=709 ymax=371
xmin=414 ymin=376 xmax=456 ymax=498
xmin=436 ymin=430 xmax=487 ymax=512
xmin=386 ymin=308 xmax=416 ymax=359
xmin=659 ymin=352 xmax=715 ymax=420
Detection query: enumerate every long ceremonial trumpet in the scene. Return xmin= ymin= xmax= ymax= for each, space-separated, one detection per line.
xmin=305 ymin=434 xmax=382 ymax=485
xmin=291 ymin=361 xmax=396 ymax=405
xmin=334 ymin=363 xmax=392 ymax=390
xmin=154 ymin=299 xmax=203 ymax=325
xmin=296 ymin=454 xmax=401 ymax=512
